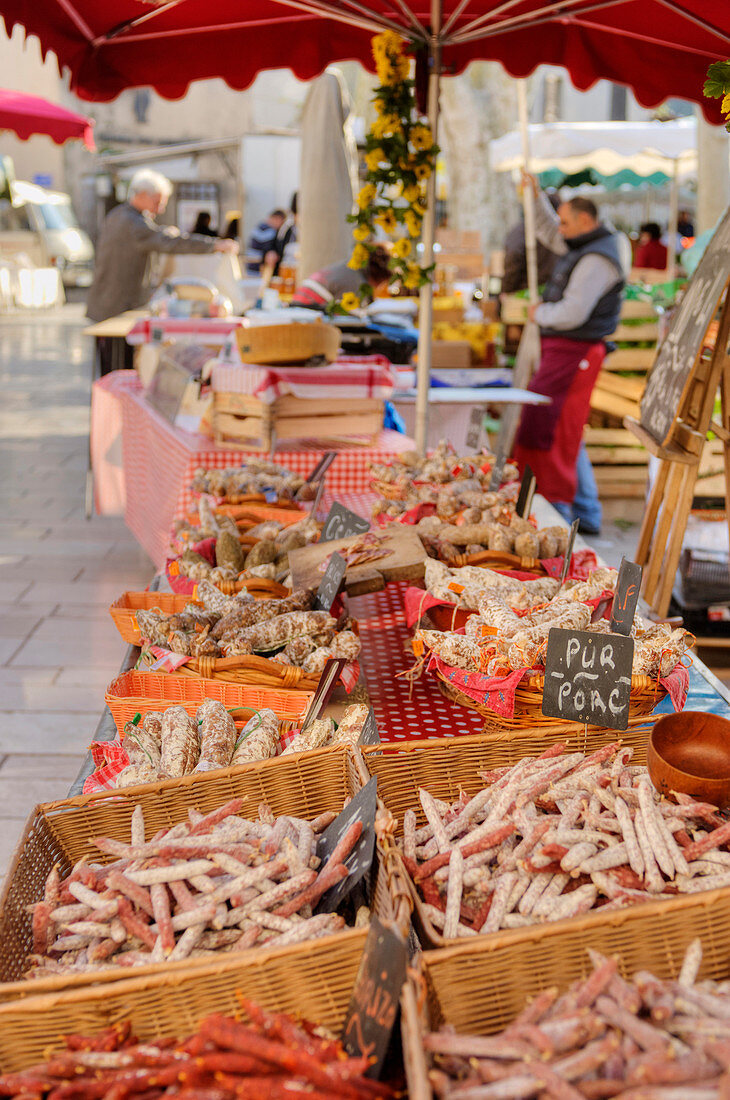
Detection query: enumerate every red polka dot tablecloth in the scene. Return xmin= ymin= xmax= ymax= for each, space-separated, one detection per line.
xmin=350 ymin=582 xmax=487 ymax=742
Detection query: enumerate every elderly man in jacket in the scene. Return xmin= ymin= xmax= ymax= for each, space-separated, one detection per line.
xmin=513 ymin=179 xmax=625 ymax=535
xmin=87 ymin=168 xmax=237 ymax=373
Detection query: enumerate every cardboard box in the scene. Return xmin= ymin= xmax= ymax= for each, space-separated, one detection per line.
xmin=430 ymin=340 xmax=473 ymax=369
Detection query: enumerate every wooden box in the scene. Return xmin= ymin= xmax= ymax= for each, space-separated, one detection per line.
xmin=212 ymin=391 xmax=384 ymax=449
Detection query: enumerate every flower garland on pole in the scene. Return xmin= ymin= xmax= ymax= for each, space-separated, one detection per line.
xmin=339 ymin=31 xmax=439 ymax=312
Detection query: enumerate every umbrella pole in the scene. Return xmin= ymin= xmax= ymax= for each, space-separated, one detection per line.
xmin=518 ymin=80 xmax=539 ymax=308
xmin=667 ymin=157 xmax=679 ymax=279
xmin=414 ymin=2 xmax=442 ymax=457
xmin=496 ymin=79 xmax=540 ymax=458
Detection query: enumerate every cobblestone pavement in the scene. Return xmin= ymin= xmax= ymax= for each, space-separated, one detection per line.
xmin=0 ymin=304 xmax=153 ymax=880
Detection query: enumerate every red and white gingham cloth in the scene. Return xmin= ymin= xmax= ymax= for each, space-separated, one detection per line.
xmin=91 ymin=372 xmax=414 ymax=567
xmin=210 ymin=356 xmax=395 ymax=404
xmin=125 ymin=317 xmax=245 ymax=346
xmin=83 ymin=723 xmax=303 ymax=794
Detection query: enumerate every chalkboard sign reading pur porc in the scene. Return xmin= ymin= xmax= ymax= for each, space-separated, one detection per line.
xmin=542 ymin=627 xmax=634 ymax=731
xmin=516 ymin=465 xmax=536 ymax=519
xmin=609 ymin=557 xmax=643 ymax=636
xmin=640 ymin=207 xmax=730 ymax=447
xmin=358 ymin=709 xmax=381 ymax=746
xmin=313 ymin=551 xmax=347 ymax=611
xmin=342 ymin=916 xmax=408 ymax=1078
xmin=488 ymin=450 xmax=507 ymax=492
xmin=321 ymin=502 xmax=370 ymax=542
xmin=316 ymin=776 xmax=377 ymax=913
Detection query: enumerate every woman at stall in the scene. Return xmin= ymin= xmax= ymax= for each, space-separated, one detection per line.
xmin=290 ymin=244 xmax=391 ymax=310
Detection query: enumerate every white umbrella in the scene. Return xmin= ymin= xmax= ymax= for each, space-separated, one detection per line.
xmin=490 ymin=119 xmax=698 ymax=278
xmin=298 ymin=69 xmax=358 ymax=278
xmin=489 ymin=118 xmax=697 ymax=177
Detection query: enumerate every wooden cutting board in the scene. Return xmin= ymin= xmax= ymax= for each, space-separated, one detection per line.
xmin=288 ymin=525 xmax=428 ymax=596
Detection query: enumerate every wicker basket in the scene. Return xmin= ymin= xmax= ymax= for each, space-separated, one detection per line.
xmin=401 ymin=892 xmax=730 ymax=1099
xmin=104 ymin=670 xmax=313 ymax=734
xmin=0 ymin=745 xmax=411 ymax=1010
xmin=435 ymin=667 xmax=668 ymax=733
xmin=110 ymin=583 xmax=289 ymax=645
xmin=0 ymin=929 xmax=366 ymax=1073
xmin=170 ymin=653 xmax=323 ymax=690
xmin=357 ymin=723 xmax=660 ymax=948
xmin=235 ymin=322 xmax=341 ymax=365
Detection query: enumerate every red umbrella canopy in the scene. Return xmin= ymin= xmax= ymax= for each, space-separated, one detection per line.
xmin=0 ymin=87 xmax=95 ymax=147
xmin=1 ymin=0 xmax=728 ymax=120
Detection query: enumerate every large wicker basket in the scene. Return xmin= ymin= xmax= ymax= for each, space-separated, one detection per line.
xmin=235 ymin=321 xmax=341 ymax=365
xmin=104 ymin=669 xmax=313 ymax=734
xmin=401 ymin=891 xmax=730 ymax=1099
xmin=0 ymin=746 xmax=411 ymax=1010
xmin=0 ymin=932 xmax=367 ymax=1072
xmin=356 ymin=723 xmax=661 ymax=949
xmin=110 ymin=583 xmax=289 ymax=645
xmin=434 ymin=666 xmax=668 ymax=733
xmin=167 ymin=652 xmax=324 ymax=690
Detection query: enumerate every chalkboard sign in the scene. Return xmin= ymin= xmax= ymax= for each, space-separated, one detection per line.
xmin=640 ymin=208 xmax=730 ymax=447
xmin=609 ymin=557 xmax=643 ymax=636
xmin=316 ymin=776 xmax=377 ymax=913
xmin=358 ymin=709 xmax=381 ymax=747
xmin=542 ymin=627 xmax=634 ymax=731
xmin=465 ymin=406 xmax=484 ymax=451
xmin=342 ymin=917 xmax=407 ymax=1078
xmin=301 ymin=657 xmax=347 ymax=729
xmin=306 ymin=451 xmax=337 ymax=482
xmin=559 ymin=519 xmax=580 ymax=586
xmin=321 ymin=502 xmax=370 ymax=542
xmin=488 ymin=450 xmax=507 ymax=492
xmin=313 ymin=551 xmax=347 ymax=611
xmin=516 ymin=465 xmax=536 ymax=518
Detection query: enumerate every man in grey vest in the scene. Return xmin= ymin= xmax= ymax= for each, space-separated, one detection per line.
xmin=87 ymin=169 xmax=237 ymax=373
xmin=513 ymin=182 xmax=625 ymax=535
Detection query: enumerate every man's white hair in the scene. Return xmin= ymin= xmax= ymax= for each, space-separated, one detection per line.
xmin=127 ymin=169 xmax=173 ymax=200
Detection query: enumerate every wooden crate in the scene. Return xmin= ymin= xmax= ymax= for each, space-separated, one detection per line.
xmin=212 ymin=391 xmax=384 ymax=450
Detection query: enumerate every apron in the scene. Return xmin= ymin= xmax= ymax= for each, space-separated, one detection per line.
xmin=514 ymin=336 xmax=606 ymax=504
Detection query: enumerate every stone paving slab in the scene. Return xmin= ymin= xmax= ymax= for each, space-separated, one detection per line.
xmin=0 ymin=305 xmax=153 ymax=887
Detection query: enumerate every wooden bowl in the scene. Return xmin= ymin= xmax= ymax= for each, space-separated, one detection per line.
xmin=647 ymin=711 xmax=730 ymax=809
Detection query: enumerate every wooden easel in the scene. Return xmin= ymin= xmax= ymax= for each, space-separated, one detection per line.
xmin=625 ymin=279 xmax=730 ymax=618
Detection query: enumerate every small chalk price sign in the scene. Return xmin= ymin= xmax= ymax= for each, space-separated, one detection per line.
xmin=488 ymin=450 xmax=507 ymax=492
xmin=610 ymin=557 xmax=643 ymax=636
xmin=306 ymin=451 xmax=337 ymax=482
xmin=516 ymin=465 xmax=536 ymax=518
xmin=559 ymin=519 xmax=581 ymax=587
xmin=301 ymin=657 xmax=347 ymax=729
xmin=358 ymin=709 xmax=381 ymax=747
xmin=313 ymin=551 xmax=347 ymax=611
xmin=342 ymin=916 xmax=407 ymax=1078
xmin=321 ymin=502 xmax=370 ymax=542
xmin=542 ymin=627 xmax=635 ymax=731
xmin=316 ymin=776 xmax=377 ymax=913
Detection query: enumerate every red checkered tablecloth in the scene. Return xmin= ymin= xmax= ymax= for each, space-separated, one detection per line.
xmin=125 ymin=317 xmax=245 ymax=345
xmin=91 ymin=372 xmax=414 ymax=568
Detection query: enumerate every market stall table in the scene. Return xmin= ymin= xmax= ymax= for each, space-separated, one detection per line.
xmin=91 ymin=371 xmax=415 ymax=568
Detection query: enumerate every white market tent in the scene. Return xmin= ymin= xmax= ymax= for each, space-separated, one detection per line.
xmin=490 ymin=119 xmax=698 ymax=272
xmin=489 ymin=118 xmax=697 ymax=179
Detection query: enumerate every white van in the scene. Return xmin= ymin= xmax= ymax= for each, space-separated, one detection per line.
xmin=0 ymin=180 xmax=94 ymax=287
